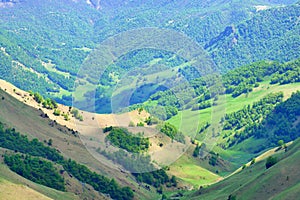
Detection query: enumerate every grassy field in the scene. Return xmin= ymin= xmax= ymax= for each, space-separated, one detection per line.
xmin=168 ymin=81 xmax=300 ymax=135
xmin=164 ymin=81 xmax=300 ymax=187
xmin=169 ymin=153 xmax=221 ymax=188
xmin=186 ymin=138 xmax=300 ymax=200
xmin=0 ymin=178 xmax=52 ymax=200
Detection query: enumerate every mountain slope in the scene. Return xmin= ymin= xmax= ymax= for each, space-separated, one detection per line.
xmin=206 ymin=3 xmax=300 ymax=71
xmin=0 ymin=0 xmax=298 ymax=106
xmin=188 ymin=138 xmax=300 ymax=200
xmin=0 ymin=86 xmax=157 ymax=199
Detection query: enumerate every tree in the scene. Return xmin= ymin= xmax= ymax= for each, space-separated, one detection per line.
xmin=278 ymin=139 xmax=284 ymax=147
xmin=53 ymin=109 xmax=61 ymax=116
xmin=170 ymin=175 xmax=177 ymax=187
xmin=137 ymin=122 xmax=144 ymax=127
xmin=129 ymin=121 xmax=135 ymax=127
xmin=193 ymin=145 xmax=200 ymax=157
xmin=33 ymin=92 xmax=43 ymax=104
xmin=48 ymin=139 xmax=53 ymax=146
xmin=266 ymin=156 xmax=278 ymax=169
xmin=228 ymin=194 xmax=237 ymax=200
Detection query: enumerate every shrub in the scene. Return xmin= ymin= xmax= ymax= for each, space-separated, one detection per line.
xmin=266 ymin=156 xmax=278 ymax=169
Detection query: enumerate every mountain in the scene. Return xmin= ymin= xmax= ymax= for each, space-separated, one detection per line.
xmin=0 ymin=85 xmax=154 ymax=199
xmin=0 ymin=0 xmax=298 ymax=107
xmin=0 ymin=58 xmax=299 ymax=199
xmin=0 ymin=1 xmax=300 ymax=199
xmin=206 ymin=3 xmax=300 ymax=71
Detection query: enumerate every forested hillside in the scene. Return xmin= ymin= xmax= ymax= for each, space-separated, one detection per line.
xmin=206 ymin=3 xmax=300 ymax=71
xmin=0 ymin=0 xmax=298 ymax=108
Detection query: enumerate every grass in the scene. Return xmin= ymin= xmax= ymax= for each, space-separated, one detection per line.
xmin=166 ymin=81 xmax=300 ymax=185
xmin=169 ymin=154 xmax=221 ymax=187
xmin=168 ymin=81 xmax=300 ymax=135
xmin=187 ymin=138 xmax=300 ymax=200
xmin=0 ymin=164 xmax=75 ymax=200
xmin=42 ymin=61 xmax=70 ymax=78
xmin=0 ymin=88 xmax=155 ymax=199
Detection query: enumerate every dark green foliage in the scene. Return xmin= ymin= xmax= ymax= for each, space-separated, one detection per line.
xmin=198 ymin=101 xmax=212 ymax=110
xmin=47 ymin=138 xmax=52 ymax=146
xmin=0 ymin=124 xmax=63 ymax=162
xmin=199 ymin=122 xmax=211 ymax=134
xmin=105 ymin=128 xmax=149 ymax=153
xmin=63 ymin=159 xmax=134 ymax=200
xmin=223 ymin=61 xmax=281 ymax=97
xmin=101 ymin=149 xmax=155 ymax=173
xmin=0 ymin=122 xmax=134 ymax=199
xmin=145 ymin=116 xmax=159 ymax=125
xmin=4 ymin=154 xmax=65 ymax=191
xmin=216 ymin=58 xmax=300 ymax=98
xmin=103 ymin=126 xmax=113 ymax=133
xmin=226 ymin=91 xmax=300 ymax=152
xmin=193 ymin=145 xmax=200 ymax=157
xmin=134 ymin=169 xmax=170 ymax=188
xmin=148 ymin=91 xmax=179 ymax=120
xmin=47 ymin=72 xmax=75 ymax=91
xmin=33 ymin=92 xmax=44 ymax=104
xmin=0 ymin=0 xmax=298 ymax=111
xmin=170 ymin=175 xmax=177 ymax=187
xmin=129 ymin=83 xmax=168 ymax=105
xmin=265 ymin=156 xmax=278 ymax=169
xmin=209 ymin=153 xmax=218 ymax=166
xmin=71 ymin=108 xmax=83 ymax=121
xmin=207 ymin=4 xmax=300 ymax=71
xmin=228 ymin=194 xmax=237 ymax=200
xmin=255 ymin=91 xmax=300 ymax=142
xmin=32 ymin=91 xmax=58 ymax=109
xmin=101 ymin=149 xmax=174 ymax=189
xmin=271 ymin=59 xmax=300 ymax=84
xmin=160 ymin=122 xmax=185 ymax=143
xmin=224 ymin=92 xmax=283 ymax=131
xmin=223 ymin=93 xmax=284 ymax=147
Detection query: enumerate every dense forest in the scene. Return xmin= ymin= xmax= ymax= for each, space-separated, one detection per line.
xmin=4 ymin=154 xmax=66 ymax=191
xmin=105 ymin=127 xmax=150 ymax=153
xmin=206 ymin=3 xmax=300 ymax=71
xmin=250 ymin=91 xmax=300 ymax=145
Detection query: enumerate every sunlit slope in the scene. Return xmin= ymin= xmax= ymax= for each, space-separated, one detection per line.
xmin=188 ymin=138 xmax=300 ymax=200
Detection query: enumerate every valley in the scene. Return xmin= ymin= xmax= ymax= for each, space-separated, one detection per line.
xmin=0 ymin=0 xmax=299 ymax=199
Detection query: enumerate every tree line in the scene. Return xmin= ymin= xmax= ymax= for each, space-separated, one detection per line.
xmin=0 ymin=122 xmax=134 ymax=200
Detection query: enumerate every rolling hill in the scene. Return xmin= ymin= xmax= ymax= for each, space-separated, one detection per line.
xmin=188 ymin=137 xmax=300 ymax=200
xmin=0 ymin=60 xmax=299 ymax=199
xmin=0 ymin=85 xmax=160 ymax=199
